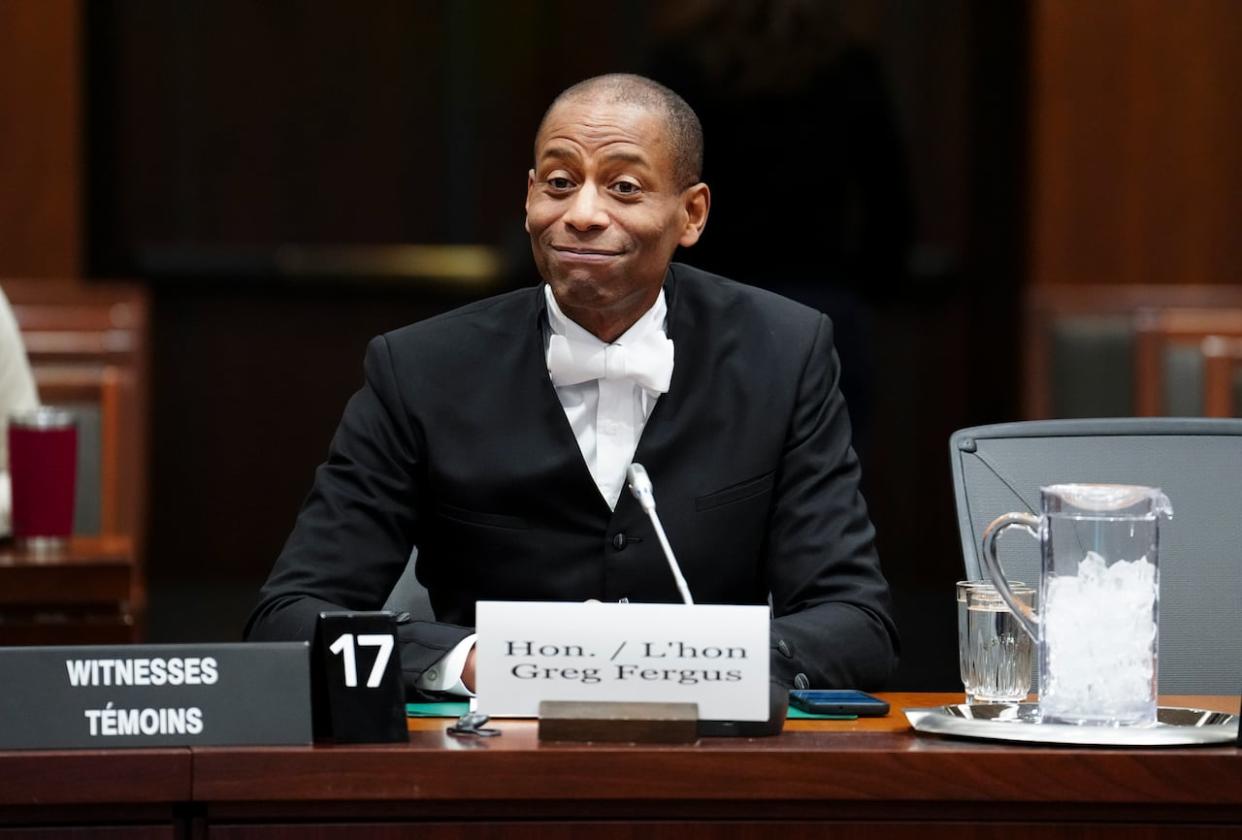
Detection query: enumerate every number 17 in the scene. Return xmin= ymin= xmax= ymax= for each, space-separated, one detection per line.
xmin=328 ymin=633 xmax=394 ymax=688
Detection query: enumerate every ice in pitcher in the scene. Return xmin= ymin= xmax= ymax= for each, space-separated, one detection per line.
xmin=1041 ymin=551 xmax=1158 ymax=725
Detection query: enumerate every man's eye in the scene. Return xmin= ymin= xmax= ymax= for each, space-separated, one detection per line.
xmin=612 ymin=181 xmax=640 ymax=195
xmin=548 ymin=177 xmax=574 ymax=190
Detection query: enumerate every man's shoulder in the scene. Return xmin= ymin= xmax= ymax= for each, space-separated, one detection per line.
xmin=669 ymin=263 xmax=825 ymax=333
xmin=382 ymin=285 xmax=538 ymax=350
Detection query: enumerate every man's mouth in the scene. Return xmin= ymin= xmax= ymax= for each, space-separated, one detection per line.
xmin=551 ymin=246 xmax=623 ymax=258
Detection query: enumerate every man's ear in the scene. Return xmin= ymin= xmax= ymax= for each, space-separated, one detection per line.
xmin=678 ymin=183 xmax=711 ymax=247
xmin=524 ymin=170 xmax=536 ymax=233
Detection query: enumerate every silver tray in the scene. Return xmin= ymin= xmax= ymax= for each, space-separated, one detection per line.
xmin=904 ymin=703 xmax=1239 ymax=747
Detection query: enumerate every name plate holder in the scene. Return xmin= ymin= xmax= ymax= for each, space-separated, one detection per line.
xmin=0 ymin=642 xmax=311 ymax=750
xmin=312 ymin=611 xmax=407 ymax=743
xmin=475 ymin=601 xmax=782 ymax=741
xmin=537 ymin=700 xmax=699 ymax=743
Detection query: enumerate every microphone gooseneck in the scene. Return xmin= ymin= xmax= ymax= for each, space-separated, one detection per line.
xmin=626 ymin=463 xmax=695 ymax=605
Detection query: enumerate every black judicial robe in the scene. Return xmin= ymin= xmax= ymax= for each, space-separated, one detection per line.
xmin=245 ymin=263 xmax=899 ymax=691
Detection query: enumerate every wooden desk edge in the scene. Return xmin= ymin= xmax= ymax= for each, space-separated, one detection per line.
xmin=0 ymin=747 xmax=192 ymax=806
xmin=188 ymin=693 xmax=1242 ymax=806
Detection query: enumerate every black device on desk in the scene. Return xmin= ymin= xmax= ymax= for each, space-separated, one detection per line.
xmin=697 ymin=679 xmax=789 ymax=737
xmin=789 ymin=689 xmax=890 ymax=716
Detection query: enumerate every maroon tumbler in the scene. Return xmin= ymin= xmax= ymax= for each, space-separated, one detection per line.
xmin=8 ymin=407 xmax=77 ymax=548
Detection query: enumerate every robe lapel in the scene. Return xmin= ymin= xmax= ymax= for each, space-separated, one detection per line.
xmin=523 ymin=285 xmax=614 ymax=518
xmin=630 ymin=267 xmax=695 ymax=472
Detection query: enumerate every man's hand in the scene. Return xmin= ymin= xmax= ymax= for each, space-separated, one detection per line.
xmin=462 ymin=643 xmax=477 ymax=693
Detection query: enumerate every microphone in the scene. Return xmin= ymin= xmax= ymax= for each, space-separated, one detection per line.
xmin=626 ymin=463 xmax=786 ymax=738
xmin=626 ymin=463 xmax=694 ymax=605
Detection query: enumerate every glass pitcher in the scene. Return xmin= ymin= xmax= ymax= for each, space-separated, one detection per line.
xmin=981 ymin=484 xmax=1172 ymax=726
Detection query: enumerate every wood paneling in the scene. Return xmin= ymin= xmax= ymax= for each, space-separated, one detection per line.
xmin=1203 ymin=336 xmax=1242 ymax=416
xmin=1134 ymin=307 xmax=1242 ymax=415
xmin=1022 ymin=284 xmax=1242 ymax=418
xmin=87 ymin=1 xmax=635 ymax=267
xmin=0 ymin=0 xmax=81 ymax=276
xmin=1029 ymin=0 xmax=1242 ymax=286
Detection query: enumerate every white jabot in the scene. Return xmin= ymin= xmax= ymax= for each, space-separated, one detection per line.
xmin=547 ymin=325 xmax=674 ymax=393
xmin=543 ymin=284 xmax=673 ymax=509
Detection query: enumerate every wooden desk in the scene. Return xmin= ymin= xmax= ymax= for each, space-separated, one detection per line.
xmin=0 ymin=748 xmax=189 ymax=838
xmin=1 ymin=693 xmax=1239 ymax=837
xmin=0 ymin=535 xmax=136 ymax=644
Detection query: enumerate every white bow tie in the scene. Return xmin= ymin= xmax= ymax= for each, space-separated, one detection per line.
xmin=547 ymin=330 xmax=675 ymax=394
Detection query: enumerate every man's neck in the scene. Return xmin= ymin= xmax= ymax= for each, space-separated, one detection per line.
xmin=553 ymin=287 xmax=662 ymax=344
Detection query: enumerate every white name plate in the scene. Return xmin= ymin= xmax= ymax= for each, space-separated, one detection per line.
xmin=475 ymin=601 xmax=769 ymax=721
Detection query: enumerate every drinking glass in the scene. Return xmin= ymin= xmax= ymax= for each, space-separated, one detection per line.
xmin=8 ymin=407 xmax=77 ymax=548
xmin=962 ymin=583 xmax=1036 ymax=703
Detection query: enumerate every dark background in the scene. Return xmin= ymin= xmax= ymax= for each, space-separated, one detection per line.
xmin=4 ymin=0 xmax=1238 ymax=691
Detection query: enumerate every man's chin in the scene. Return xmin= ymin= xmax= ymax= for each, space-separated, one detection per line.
xmin=547 ymin=266 xmax=619 ymax=299
xmin=548 ymin=278 xmax=607 ymax=309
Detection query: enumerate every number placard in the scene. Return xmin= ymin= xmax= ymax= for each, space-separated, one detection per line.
xmin=328 ymin=633 xmax=395 ymax=687
xmin=313 ymin=612 xmax=406 ymax=743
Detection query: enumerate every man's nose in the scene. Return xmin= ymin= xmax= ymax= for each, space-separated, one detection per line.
xmin=562 ymin=183 xmax=608 ymax=231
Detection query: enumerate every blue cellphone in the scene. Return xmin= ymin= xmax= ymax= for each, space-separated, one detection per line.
xmin=789 ymin=689 xmax=890 ymax=716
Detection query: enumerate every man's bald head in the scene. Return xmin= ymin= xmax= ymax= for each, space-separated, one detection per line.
xmin=537 ymin=73 xmax=704 ymax=190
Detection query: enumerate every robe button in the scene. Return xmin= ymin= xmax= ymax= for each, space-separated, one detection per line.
xmin=611 ymin=533 xmax=627 ymax=551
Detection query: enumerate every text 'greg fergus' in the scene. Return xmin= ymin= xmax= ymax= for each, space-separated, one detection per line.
xmin=504 ymin=641 xmax=748 ymax=659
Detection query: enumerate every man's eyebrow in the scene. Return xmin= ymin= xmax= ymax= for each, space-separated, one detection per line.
xmin=538 ymin=146 xmax=579 ymax=164
xmin=599 ymin=149 xmax=651 ymax=168
xmin=536 ymin=146 xmax=652 ymax=169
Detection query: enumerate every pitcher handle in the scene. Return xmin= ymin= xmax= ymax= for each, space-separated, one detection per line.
xmin=980 ymin=512 xmax=1041 ymax=642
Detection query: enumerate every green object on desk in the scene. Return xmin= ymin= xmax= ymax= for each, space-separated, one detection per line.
xmin=786 ymin=706 xmax=857 ymax=720
xmin=407 ymin=702 xmax=470 ymax=718
xmin=407 ymin=702 xmax=856 ymax=721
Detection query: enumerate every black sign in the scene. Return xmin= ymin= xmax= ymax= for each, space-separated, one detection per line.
xmin=0 ymin=642 xmax=312 ymax=750
xmin=313 ymin=612 xmax=407 ymax=743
